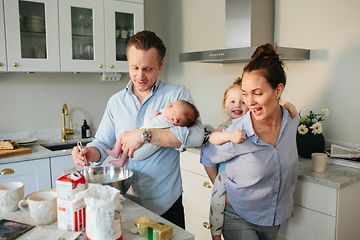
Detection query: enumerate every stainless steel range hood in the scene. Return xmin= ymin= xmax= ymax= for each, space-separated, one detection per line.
xmin=179 ymin=0 xmax=310 ymax=63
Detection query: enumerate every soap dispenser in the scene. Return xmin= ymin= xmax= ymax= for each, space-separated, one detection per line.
xmin=81 ymin=119 xmax=91 ymax=138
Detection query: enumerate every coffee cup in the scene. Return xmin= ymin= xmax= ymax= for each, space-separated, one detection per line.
xmin=18 ymin=190 xmax=57 ymax=225
xmin=312 ymin=152 xmax=328 ymax=173
xmin=0 ymin=182 xmax=24 ymax=212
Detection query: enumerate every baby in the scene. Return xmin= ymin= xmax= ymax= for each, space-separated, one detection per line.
xmin=107 ymin=99 xmax=199 ymax=167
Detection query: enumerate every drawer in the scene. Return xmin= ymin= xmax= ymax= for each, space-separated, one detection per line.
xmin=181 ymin=169 xmax=212 ymax=217
xmin=180 ymin=150 xmax=207 ymax=176
xmin=294 ymin=180 xmax=337 ymax=216
xmin=0 ymin=158 xmax=51 ymax=195
xmin=278 ymin=205 xmax=336 ymax=240
xmin=184 ymin=208 xmax=212 ymax=240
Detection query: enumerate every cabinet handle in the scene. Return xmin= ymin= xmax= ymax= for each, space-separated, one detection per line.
xmin=0 ymin=168 xmax=15 ymax=175
xmin=203 ymin=222 xmax=211 ymax=229
xmin=0 ymin=62 xmax=3 ymax=67
xmin=98 ymin=64 xmax=103 ymax=69
xmin=12 ymin=62 xmax=19 ymax=67
xmin=109 ymin=64 xmax=114 ymax=69
xmin=203 ymin=181 xmax=212 ymax=188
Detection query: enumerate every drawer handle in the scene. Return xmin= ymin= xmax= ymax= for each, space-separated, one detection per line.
xmin=0 ymin=168 xmax=15 ymax=175
xmin=12 ymin=62 xmax=19 ymax=67
xmin=203 ymin=222 xmax=211 ymax=229
xmin=98 ymin=64 xmax=104 ymax=69
xmin=203 ymin=181 xmax=212 ymax=188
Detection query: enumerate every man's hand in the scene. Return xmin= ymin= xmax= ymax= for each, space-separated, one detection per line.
xmin=72 ymin=146 xmax=100 ymax=167
xmin=119 ymin=129 xmax=144 ymax=158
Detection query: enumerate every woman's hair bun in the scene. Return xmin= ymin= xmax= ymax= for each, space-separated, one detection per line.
xmin=251 ymin=43 xmax=280 ymax=62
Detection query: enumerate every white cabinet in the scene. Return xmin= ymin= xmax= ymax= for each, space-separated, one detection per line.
xmin=50 ymin=155 xmax=81 ymax=188
xmin=0 ymin=158 xmax=51 ymax=196
xmin=1 ymin=0 xmax=143 ymax=72
xmin=279 ymin=179 xmax=360 ymax=240
xmin=180 ymin=150 xmax=213 ymax=240
xmin=104 ymin=0 xmax=144 ymax=72
xmin=0 ymin=0 xmax=7 ymax=72
xmin=3 ymin=0 xmax=60 ymax=72
xmin=59 ymin=0 xmax=144 ymax=72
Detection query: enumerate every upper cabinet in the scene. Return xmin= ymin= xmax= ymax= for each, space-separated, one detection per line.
xmin=4 ymin=0 xmax=60 ymax=72
xmin=103 ymin=0 xmax=143 ymax=72
xmin=58 ymin=0 xmax=105 ymax=72
xmin=0 ymin=0 xmax=6 ymax=72
xmin=59 ymin=0 xmax=143 ymax=72
xmin=1 ymin=0 xmax=144 ymax=72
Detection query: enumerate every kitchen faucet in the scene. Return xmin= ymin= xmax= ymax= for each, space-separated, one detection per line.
xmin=61 ymin=104 xmax=74 ymax=142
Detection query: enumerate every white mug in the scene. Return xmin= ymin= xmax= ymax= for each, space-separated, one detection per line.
xmin=0 ymin=182 xmax=24 ymax=212
xmin=18 ymin=190 xmax=57 ymax=225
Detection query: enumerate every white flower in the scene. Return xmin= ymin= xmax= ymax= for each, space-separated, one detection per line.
xmin=310 ymin=122 xmax=323 ymax=134
xmin=321 ymin=108 xmax=330 ymax=117
xmin=297 ymin=125 xmax=309 ymax=135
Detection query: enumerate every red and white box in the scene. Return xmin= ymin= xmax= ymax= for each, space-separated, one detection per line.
xmin=56 ymin=171 xmax=86 ymax=201
xmin=57 ymin=199 xmax=86 ymax=231
xmin=56 ymin=171 xmax=86 ymax=231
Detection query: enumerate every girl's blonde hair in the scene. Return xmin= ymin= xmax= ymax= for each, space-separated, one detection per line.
xmin=222 ymin=77 xmax=242 ymax=108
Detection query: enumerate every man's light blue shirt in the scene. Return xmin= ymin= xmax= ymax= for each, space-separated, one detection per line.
xmin=88 ymin=79 xmax=204 ymax=215
xmin=201 ymin=107 xmax=299 ymax=226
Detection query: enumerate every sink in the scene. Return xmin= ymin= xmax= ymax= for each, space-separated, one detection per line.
xmin=41 ymin=140 xmax=92 ymax=151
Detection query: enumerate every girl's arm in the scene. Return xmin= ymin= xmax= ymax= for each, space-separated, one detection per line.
xmin=209 ymin=129 xmax=246 ymax=145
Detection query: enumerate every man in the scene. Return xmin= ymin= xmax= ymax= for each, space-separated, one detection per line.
xmin=72 ymin=31 xmax=204 ymax=228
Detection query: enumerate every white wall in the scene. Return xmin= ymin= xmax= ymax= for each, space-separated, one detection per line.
xmin=0 ymin=72 xmax=127 ymax=139
xmin=165 ymin=0 xmax=360 ymax=145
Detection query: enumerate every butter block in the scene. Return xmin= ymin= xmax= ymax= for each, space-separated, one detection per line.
xmin=135 ymin=216 xmax=173 ymax=240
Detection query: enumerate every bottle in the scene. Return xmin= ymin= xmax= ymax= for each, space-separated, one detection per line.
xmin=81 ymin=119 xmax=91 ymax=138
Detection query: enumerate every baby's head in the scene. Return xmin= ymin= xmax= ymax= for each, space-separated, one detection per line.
xmin=223 ymin=78 xmax=249 ymax=120
xmin=163 ymin=100 xmax=199 ymax=127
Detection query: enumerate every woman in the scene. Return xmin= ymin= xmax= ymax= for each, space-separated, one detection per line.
xmin=201 ymin=43 xmax=300 ymax=240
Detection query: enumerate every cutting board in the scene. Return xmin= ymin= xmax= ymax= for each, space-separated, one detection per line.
xmin=0 ymin=146 xmax=32 ymax=158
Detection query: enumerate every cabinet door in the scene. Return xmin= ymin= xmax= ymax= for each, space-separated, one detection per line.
xmin=184 ymin=208 xmax=212 ymax=240
xmin=4 ymin=0 xmax=60 ymax=72
xmin=0 ymin=159 xmax=51 ymax=196
xmin=278 ymin=206 xmax=336 ymax=240
xmin=104 ymin=0 xmax=144 ymax=72
xmin=50 ymin=155 xmax=81 ymax=188
xmin=0 ymin=0 xmax=7 ymax=71
xmin=59 ymin=0 xmax=105 ymax=72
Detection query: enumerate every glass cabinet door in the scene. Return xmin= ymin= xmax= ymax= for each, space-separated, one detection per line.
xmin=59 ymin=0 xmax=105 ymax=72
xmin=4 ymin=0 xmax=60 ymax=72
xmin=0 ymin=0 xmax=7 ymax=71
xmin=104 ymin=0 xmax=144 ymax=72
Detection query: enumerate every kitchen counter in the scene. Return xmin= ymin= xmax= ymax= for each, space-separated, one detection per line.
xmin=298 ymin=158 xmax=360 ymax=188
xmin=0 ymin=138 xmax=92 ymax=165
xmin=0 ymin=198 xmax=194 ymax=240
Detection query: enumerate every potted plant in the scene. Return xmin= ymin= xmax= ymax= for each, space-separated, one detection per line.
xmin=296 ymin=108 xmax=330 ymax=158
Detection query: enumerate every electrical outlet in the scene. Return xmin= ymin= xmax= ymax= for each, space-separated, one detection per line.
xmin=101 ymin=72 xmax=122 ymax=82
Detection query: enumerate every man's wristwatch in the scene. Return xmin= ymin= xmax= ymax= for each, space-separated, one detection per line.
xmin=142 ymin=128 xmax=152 ymax=143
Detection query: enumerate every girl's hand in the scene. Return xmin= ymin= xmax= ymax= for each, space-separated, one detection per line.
xmin=282 ymin=101 xmax=298 ymax=119
xmin=228 ymin=130 xmax=246 ymax=144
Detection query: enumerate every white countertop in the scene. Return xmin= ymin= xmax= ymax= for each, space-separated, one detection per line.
xmin=0 ymin=197 xmax=194 ymax=240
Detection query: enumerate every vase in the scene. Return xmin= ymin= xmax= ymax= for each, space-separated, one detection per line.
xmin=296 ymin=132 xmax=325 ymax=158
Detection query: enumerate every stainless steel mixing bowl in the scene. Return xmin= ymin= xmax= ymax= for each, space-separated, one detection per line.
xmin=85 ymin=166 xmax=133 ymax=194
